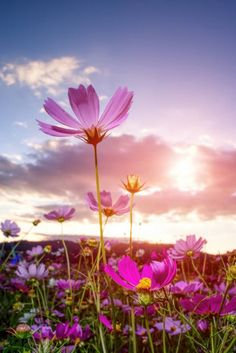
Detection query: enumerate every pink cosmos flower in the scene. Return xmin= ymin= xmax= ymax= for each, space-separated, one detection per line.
xmin=44 ymin=206 xmax=75 ymax=223
xmin=168 ymin=235 xmax=207 ymax=261
xmin=104 ymin=255 xmax=176 ymax=291
xmin=180 ymin=294 xmax=236 ymax=316
xmin=1 ymin=220 xmax=21 ymax=237
xmin=37 ymin=85 xmax=133 ymax=146
xmin=86 ymin=191 xmax=130 ymax=218
xmin=16 ymin=263 xmax=48 ymax=280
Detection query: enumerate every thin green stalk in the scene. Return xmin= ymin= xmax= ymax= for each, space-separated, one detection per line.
xmin=223 ymin=337 xmax=236 ymax=353
xmin=210 ymin=322 xmax=216 ymax=353
xmin=191 ymin=257 xmax=211 ymax=291
xmin=144 ymin=307 xmax=155 ymax=353
xmin=129 ymin=193 xmax=134 ymax=258
xmin=60 ymin=223 xmax=72 ymax=298
xmin=162 ymin=315 xmax=167 ymax=353
xmin=131 ymin=306 xmax=137 ymax=353
xmin=93 ymin=144 xmax=106 ymax=265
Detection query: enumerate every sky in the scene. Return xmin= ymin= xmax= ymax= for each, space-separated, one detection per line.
xmin=0 ymin=0 xmax=236 ymax=253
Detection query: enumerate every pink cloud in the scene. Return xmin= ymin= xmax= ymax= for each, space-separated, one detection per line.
xmin=1 ymin=134 xmax=236 ymax=220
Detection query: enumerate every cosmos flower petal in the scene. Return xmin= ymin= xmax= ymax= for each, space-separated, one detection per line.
xmin=118 ymin=256 xmax=140 ymax=285
xmin=68 ymin=85 xmax=99 ymax=127
xmin=86 ymin=192 xmax=99 ymax=211
xmin=44 ymin=98 xmax=80 ymax=128
xmin=104 ymin=264 xmax=135 ymax=290
xmin=100 ymin=191 xmax=112 ymax=207
xmin=98 ymin=87 xmax=133 ymax=130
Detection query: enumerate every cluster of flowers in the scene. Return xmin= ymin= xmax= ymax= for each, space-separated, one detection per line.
xmin=0 ymin=84 xmax=235 ymax=352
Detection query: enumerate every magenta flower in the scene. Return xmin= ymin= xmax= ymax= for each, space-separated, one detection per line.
xmin=16 ymin=263 xmax=48 ymax=281
xmin=1 ymin=220 xmax=20 ymax=237
xmin=56 ymin=321 xmax=91 ymax=342
xmin=86 ymin=191 xmax=130 ymax=218
xmin=37 ymin=85 xmax=133 ymax=146
xmin=168 ymin=235 xmax=207 ymax=261
xmin=44 ymin=206 xmax=75 ymax=223
xmin=104 ymin=255 xmax=176 ymax=292
xmin=180 ymin=294 xmax=236 ymax=316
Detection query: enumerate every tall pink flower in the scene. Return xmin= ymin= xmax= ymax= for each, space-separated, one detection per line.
xmin=37 ymin=85 xmax=133 ymax=146
xmin=44 ymin=206 xmax=75 ymax=223
xmin=86 ymin=191 xmax=130 ymax=218
xmin=104 ymin=255 xmax=176 ymax=292
xmin=168 ymin=235 xmax=207 ymax=261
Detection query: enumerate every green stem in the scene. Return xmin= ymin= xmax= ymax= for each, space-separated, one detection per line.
xmin=60 ymin=223 xmax=72 ymax=301
xmin=210 ymin=322 xmax=215 ymax=353
xmin=131 ymin=306 xmax=137 ymax=353
xmin=129 ymin=193 xmax=134 ymax=258
xmin=144 ymin=307 xmax=155 ymax=353
xmin=93 ymin=144 xmax=106 ymax=265
xmin=191 ymin=257 xmax=211 ymax=291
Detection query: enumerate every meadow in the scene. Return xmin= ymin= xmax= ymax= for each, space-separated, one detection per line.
xmin=0 ymin=84 xmax=235 ymax=352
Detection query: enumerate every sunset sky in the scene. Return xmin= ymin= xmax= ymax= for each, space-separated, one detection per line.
xmin=1 ymin=0 xmax=236 ymax=253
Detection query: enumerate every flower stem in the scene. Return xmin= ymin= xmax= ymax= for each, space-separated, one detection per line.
xmin=131 ymin=305 xmax=137 ymax=353
xmin=144 ymin=307 xmax=155 ymax=353
xmin=60 ymin=223 xmax=72 ymax=299
xmin=93 ymin=144 xmax=106 ymax=265
xmin=129 ymin=193 xmax=134 ymax=258
xmin=191 ymin=257 xmax=211 ymax=291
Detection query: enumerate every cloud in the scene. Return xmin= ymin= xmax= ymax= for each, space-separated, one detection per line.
xmin=1 ymin=134 xmax=236 ymax=223
xmin=13 ymin=121 xmax=28 ymax=128
xmin=0 ymin=57 xmax=100 ymax=96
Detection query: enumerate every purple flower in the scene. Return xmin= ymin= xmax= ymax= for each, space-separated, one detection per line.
xmin=16 ymin=263 xmax=48 ymax=280
xmin=155 ymin=317 xmax=191 ymax=335
xmin=197 ymin=319 xmax=209 ymax=332
xmin=1 ymin=220 xmax=20 ymax=237
xmin=26 ymin=245 xmax=44 ymax=258
xmin=180 ymin=294 xmax=236 ymax=316
xmin=171 ymin=281 xmax=203 ymax=295
xmin=168 ymin=235 xmax=207 ymax=261
xmin=32 ymin=325 xmax=54 ymax=340
xmin=56 ymin=279 xmax=83 ymax=291
xmin=44 ymin=206 xmax=75 ymax=223
xmin=104 ymin=255 xmax=176 ymax=292
xmin=37 ymin=85 xmax=133 ymax=146
xmin=86 ymin=191 xmax=130 ymax=218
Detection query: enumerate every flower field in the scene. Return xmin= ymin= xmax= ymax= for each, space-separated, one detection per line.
xmin=0 ymin=84 xmax=235 ymax=352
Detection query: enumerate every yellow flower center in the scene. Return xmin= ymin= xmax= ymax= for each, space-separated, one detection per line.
xmin=57 ymin=217 xmax=65 ymax=223
xmin=136 ymin=277 xmax=151 ymax=290
xmin=115 ymin=323 xmax=122 ymax=332
xmin=186 ymin=250 xmax=193 ymax=257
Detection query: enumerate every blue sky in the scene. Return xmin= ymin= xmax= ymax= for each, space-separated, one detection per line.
xmin=0 ymin=0 xmax=236 ymax=252
xmin=1 ymin=0 xmax=236 ymax=154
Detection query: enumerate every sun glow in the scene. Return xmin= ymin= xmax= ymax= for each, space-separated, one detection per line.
xmin=170 ymin=146 xmax=205 ymax=192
